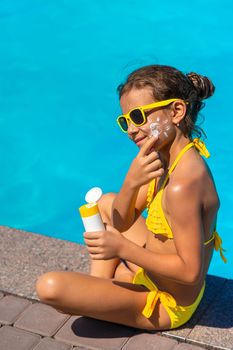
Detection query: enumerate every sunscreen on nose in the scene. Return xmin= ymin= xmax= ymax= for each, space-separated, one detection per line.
xmin=79 ymin=187 xmax=105 ymax=232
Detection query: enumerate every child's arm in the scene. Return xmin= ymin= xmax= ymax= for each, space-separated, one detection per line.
xmin=111 ymin=136 xmax=163 ymax=231
xmin=120 ymin=179 xmax=205 ymax=284
xmin=84 ymin=178 xmax=206 ymax=285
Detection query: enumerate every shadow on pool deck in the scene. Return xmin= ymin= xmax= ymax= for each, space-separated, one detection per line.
xmin=0 ymin=225 xmax=232 ymax=350
xmin=71 ymin=317 xmax=137 ymax=338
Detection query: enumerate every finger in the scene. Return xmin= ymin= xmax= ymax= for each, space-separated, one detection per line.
xmin=83 ymin=231 xmax=102 ymax=239
xmin=148 ymin=168 xmax=165 ymax=179
xmin=139 ymin=135 xmax=158 ymax=156
xmin=90 ymin=254 xmax=104 ymax=260
xmin=144 ymin=150 xmax=160 ymax=164
xmin=146 ymin=158 xmax=163 ymax=171
xmin=87 ymin=246 xmax=102 ymax=254
xmin=84 ymin=238 xmax=99 ymax=247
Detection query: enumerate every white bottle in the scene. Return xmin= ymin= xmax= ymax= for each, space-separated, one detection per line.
xmin=79 ymin=187 xmax=105 ymax=232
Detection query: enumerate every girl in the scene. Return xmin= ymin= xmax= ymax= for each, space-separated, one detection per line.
xmin=36 ymin=65 xmax=226 ymax=331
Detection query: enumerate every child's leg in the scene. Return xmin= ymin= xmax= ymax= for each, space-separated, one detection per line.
xmin=90 ymin=193 xmax=148 ymax=279
xmin=36 ymin=271 xmax=171 ymax=331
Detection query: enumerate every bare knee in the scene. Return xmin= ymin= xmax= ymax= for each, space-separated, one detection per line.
xmin=98 ymin=192 xmax=116 ymax=210
xmin=97 ymin=192 xmax=116 ymax=223
xmin=36 ymin=271 xmax=65 ymax=304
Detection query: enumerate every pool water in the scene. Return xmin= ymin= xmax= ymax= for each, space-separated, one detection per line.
xmin=0 ymin=0 xmax=232 ymax=279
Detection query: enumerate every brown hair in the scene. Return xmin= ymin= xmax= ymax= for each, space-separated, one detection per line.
xmin=117 ymin=65 xmax=215 ymax=139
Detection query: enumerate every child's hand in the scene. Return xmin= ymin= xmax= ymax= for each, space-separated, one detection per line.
xmin=83 ymin=224 xmax=126 ymax=260
xmin=125 ymin=136 xmax=164 ymax=188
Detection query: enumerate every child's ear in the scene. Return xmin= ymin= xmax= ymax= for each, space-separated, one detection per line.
xmin=170 ymin=100 xmax=187 ymax=125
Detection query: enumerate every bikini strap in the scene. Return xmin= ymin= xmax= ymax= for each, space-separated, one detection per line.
xmin=204 ymin=232 xmax=216 ymax=245
xmin=192 ymin=138 xmax=210 ymax=158
xmin=213 ymin=231 xmax=227 ymax=263
xmin=161 ymin=139 xmax=210 ymax=190
xmin=168 ymin=143 xmax=194 ymax=175
xmin=161 ymin=142 xmax=194 ymax=190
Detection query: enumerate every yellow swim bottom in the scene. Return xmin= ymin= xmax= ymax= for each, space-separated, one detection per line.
xmin=133 ymin=268 xmax=205 ymax=329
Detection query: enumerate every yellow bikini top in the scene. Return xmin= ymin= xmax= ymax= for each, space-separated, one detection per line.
xmin=146 ymin=138 xmax=227 ymax=263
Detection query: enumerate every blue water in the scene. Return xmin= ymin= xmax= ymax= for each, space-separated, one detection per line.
xmin=0 ymin=1 xmax=232 ymax=278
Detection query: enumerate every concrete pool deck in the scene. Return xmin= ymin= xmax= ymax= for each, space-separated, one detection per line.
xmin=0 ymin=226 xmax=232 ymax=350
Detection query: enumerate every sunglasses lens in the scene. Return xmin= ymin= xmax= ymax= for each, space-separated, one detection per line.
xmin=118 ymin=116 xmax=128 ymax=131
xmin=129 ymin=109 xmax=144 ymax=125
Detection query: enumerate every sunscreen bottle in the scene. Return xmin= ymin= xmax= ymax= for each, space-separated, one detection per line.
xmin=79 ymin=187 xmax=105 ymax=232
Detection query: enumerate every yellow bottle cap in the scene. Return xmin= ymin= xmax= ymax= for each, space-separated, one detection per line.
xmin=79 ymin=203 xmax=99 ymax=218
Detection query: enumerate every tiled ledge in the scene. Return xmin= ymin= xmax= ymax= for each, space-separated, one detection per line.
xmin=0 ymin=226 xmax=232 ymax=350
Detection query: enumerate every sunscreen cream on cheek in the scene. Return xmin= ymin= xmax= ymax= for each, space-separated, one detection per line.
xmin=150 ymin=123 xmax=161 ymax=137
xmin=149 ymin=117 xmax=172 ymax=139
xmin=79 ymin=187 xmax=105 ymax=232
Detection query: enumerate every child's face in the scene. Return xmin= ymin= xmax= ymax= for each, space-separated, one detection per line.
xmin=120 ymin=87 xmax=176 ymax=149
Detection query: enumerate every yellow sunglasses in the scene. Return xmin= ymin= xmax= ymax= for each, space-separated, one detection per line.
xmin=116 ymin=98 xmax=179 ymax=133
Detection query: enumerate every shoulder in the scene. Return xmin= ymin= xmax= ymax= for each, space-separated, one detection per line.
xmin=168 ymin=166 xmax=205 ymax=200
xmin=162 ymin=173 xmax=203 ymax=237
xmin=166 ymin=178 xmax=202 ymax=218
xmin=165 ymin=152 xmax=210 ymax=211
